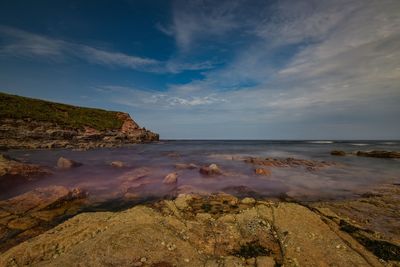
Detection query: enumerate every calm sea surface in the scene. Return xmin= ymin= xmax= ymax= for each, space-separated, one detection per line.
xmin=3 ymin=140 xmax=400 ymax=204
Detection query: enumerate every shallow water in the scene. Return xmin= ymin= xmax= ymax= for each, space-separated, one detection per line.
xmin=2 ymin=140 xmax=400 ymax=204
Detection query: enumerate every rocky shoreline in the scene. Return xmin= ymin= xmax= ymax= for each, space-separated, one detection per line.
xmin=0 ymin=186 xmax=399 ymax=266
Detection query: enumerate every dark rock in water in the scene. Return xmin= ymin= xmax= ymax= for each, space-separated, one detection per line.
xmin=356 ymin=150 xmax=400 ymax=158
xmin=199 ymin=164 xmax=222 ymax=176
xmin=331 ymin=150 xmax=346 ymax=156
xmin=57 ymin=157 xmax=82 ymax=169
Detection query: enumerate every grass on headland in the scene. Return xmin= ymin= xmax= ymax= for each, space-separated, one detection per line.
xmin=0 ymin=92 xmax=123 ymax=131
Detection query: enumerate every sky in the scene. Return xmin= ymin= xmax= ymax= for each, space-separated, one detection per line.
xmin=0 ymin=0 xmax=399 ymax=140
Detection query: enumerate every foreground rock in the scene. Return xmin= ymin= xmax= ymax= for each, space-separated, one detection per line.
xmin=0 ymin=154 xmax=50 ymax=178
xmin=356 ymin=150 xmax=400 ymax=158
xmin=163 ymin=172 xmax=178 ymax=184
xmin=311 ymin=184 xmax=400 ymax=262
xmin=0 ymin=194 xmax=387 ymax=267
xmin=0 ymin=186 xmax=87 ymax=252
xmin=245 ymin=157 xmax=338 ymax=171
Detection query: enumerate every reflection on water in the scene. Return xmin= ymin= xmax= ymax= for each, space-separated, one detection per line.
xmin=2 ymin=140 xmax=400 ymax=204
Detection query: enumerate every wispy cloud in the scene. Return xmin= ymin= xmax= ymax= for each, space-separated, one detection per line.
xmin=0 ymin=25 xmax=214 ymax=73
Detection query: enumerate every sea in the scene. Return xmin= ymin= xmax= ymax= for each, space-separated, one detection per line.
xmin=2 ymin=140 xmax=400 ymax=207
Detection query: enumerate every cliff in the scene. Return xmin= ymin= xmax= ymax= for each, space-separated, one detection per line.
xmin=0 ymin=92 xmax=159 ymax=149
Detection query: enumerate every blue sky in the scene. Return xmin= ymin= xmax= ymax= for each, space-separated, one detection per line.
xmin=0 ymin=0 xmax=399 ymax=139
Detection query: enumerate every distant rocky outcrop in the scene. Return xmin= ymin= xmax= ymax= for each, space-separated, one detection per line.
xmin=0 ymin=92 xmax=159 ymax=149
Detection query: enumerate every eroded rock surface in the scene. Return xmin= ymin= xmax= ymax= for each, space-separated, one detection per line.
xmin=0 ymin=194 xmax=386 ymax=267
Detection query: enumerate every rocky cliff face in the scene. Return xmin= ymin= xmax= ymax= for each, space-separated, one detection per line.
xmin=0 ymin=113 xmax=159 ymax=149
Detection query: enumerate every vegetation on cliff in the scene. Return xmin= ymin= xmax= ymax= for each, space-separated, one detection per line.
xmin=0 ymin=92 xmax=123 ymax=131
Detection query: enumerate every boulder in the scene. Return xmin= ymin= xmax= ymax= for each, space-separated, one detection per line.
xmin=57 ymin=157 xmax=82 ymax=169
xmin=199 ymin=164 xmax=222 ymax=176
xmin=163 ymin=172 xmax=178 ymax=184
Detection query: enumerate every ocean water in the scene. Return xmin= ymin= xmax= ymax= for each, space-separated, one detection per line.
xmin=2 ymin=140 xmax=400 ymax=205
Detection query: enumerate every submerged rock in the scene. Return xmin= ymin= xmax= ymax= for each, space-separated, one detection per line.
xmin=331 ymin=150 xmax=346 ymax=156
xmin=163 ymin=172 xmax=178 ymax=184
xmin=57 ymin=157 xmax=82 ymax=169
xmin=199 ymin=163 xmax=222 ymax=176
xmin=174 ymin=163 xmax=198 ymax=170
xmin=110 ymin=161 xmax=125 ymax=168
xmin=0 ymin=154 xmax=50 ymax=177
xmin=245 ymin=157 xmax=338 ymax=170
xmin=356 ymin=150 xmax=400 ymax=158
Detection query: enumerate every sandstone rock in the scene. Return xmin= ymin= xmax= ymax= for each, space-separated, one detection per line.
xmin=199 ymin=164 xmax=222 ymax=176
xmin=163 ymin=172 xmax=178 ymax=184
xmin=57 ymin=157 xmax=82 ymax=169
xmin=356 ymin=150 xmax=400 ymax=158
xmin=0 ymin=185 xmax=87 ymax=252
xmin=241 ymin=197 xmax=256 ymax=205
xmin=256 ymin=256 xmax=276 ymax=267
xmin=331 ymin=150 xmax=346 ymax=156
xmin=0 ymin=195 xmax=383 ymax=267
xmin=0 ymin=154 xmax=50 ymax=177
xmin=110 ymin=161 xmax=124 ymax=168
xmin=255 ymin=168 xmax=271 ymax=176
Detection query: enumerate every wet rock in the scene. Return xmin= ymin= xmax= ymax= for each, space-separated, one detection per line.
xmin=174 ymin=163 xmax=198 ymax=170
xmin=0 ymin=185 xmax=87 ymax=252
xmin=255 ymin=168 xmax=271 ymax=176
xmin=57 ymin=157 xmax=82 ymax=169
xmin=331 ymin=150 xmax=346 ymax=156
xmin=199 ymin=164 xmax=222 ymax=176
xmin=110 ymin=161 xmax=124 ymax=168
xmin=117 ymin=167 xmax=150 ymax=182
xmin=163 ymin=172 xmax=178 ymax=184
xmin=0 ymin=154 xmax=50 ymax=177
xmin=356 ymin=150 xmax=400 ymax=158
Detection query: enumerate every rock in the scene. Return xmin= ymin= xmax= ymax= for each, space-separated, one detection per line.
xmin=117 ymin=167 xmax=150 ymax=182
xmin=0 ymin=195 xmax=383 ymax=267
xmin=110 ymin=161 xmax=124 ymax=168
xmin=241 ymin=197 xmax=256 ymax=205
xmin=356 ymin=150 xmax=400 ymax=158
xmin=0 ymin=154 xmax=50 ymax=177
xmin=199 ymin=164 xmax=222 ymax=176
xmin=174 ymin=163 xmax=198 ymax=170
xmin=256 ymin=256 xmax=276 ymax=267
xmin=0 ymin=185 xmax=87 ymax=252
xmin=163 ymin=172 xmax=178 ymax=184
xmin=254 ymin=168 xmax=271 ymax=176
xmin=57 ymin=157 xmax=82 ymax=169
xmin=331 ymin=150 xmax=346 ymax=156
xmin=245 ymin=157 xmax=338 ymax=170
